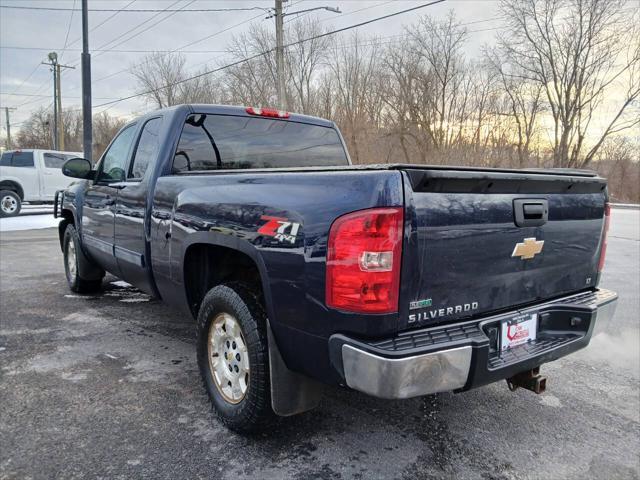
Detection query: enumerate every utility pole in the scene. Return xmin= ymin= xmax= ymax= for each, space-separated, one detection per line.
xmin=81 ymin=0 xmax=92 ymax=164
xmin=42 ymin=52 xmax=75 ymax=151
xmin=2 ymin=107 xmax=16 ymax=150
xmin=274 ymin=0 xmax=286 ymax=110
xmin=269 ymin=2 xmax=339 ymax=110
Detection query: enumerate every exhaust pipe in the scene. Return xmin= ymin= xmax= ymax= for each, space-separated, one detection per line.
xmin=507 ymin=367 xmax=546 ymax=394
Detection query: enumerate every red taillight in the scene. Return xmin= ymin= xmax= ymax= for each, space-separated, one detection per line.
xmin=245 ymin=106 xmax=290 ymax=119
xmin=326 ymin=207 xmax=403 ymax=314
xmin=598 ymin=202 xmax=611 ymax=272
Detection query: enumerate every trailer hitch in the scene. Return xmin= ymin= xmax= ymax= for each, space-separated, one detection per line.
xmin=507 ymin=367 xmax=546 ymax=394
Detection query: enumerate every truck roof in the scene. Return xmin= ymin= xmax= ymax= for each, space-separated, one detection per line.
xmin=150 ymin=104 xmax=336 ymax=129
xmin=2 ymin=149 xmax=82 ymax=155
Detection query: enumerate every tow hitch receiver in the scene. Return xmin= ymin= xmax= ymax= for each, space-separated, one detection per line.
xmin=507 ymin=367 xmax=546 ymax=394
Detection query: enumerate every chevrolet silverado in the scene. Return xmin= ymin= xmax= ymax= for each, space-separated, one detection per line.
xmin=55 ymin=104 xmax=618 ymax=432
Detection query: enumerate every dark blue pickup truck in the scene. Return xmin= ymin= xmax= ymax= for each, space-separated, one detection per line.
xmin=56 ymin=104 xmax=618 ymax=432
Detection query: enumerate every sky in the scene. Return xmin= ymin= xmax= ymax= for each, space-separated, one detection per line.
xmin=0 ymin=0 xmax=503 ymax=134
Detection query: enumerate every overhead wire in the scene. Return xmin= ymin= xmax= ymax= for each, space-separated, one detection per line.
xmin=7 ymin=0 xmax=140 ymax=108
xmin=92 ymin=0 xmax=447 ymax=110
xmin=0 ymin=5 xmax=270 ymax=13
xmin=59 ymin=0 xmax=77 ymax=62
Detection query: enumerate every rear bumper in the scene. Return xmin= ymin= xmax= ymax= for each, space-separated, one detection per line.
xmin=329 ymin=289 xmax=617 ymax=399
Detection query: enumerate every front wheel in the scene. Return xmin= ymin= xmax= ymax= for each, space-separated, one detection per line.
xmin=63 ymin=224 xmax=103 ymax=293
xmin=197 ymin=283 xmax=274 ymax=433
xmin=0 ymin=190 xmax=21 ymax=217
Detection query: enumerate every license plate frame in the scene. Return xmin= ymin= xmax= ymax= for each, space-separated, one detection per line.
xmin=500 ymin=312 xmax=538 ymax=351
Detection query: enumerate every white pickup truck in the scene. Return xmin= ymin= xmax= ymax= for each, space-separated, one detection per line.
xmin=0 ymin=149 xmax=82 ymax=217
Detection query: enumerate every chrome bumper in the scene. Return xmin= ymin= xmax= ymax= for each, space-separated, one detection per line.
xmin=342 ymin=345 xmax=471 ymax=399
xmin=337 ymin=289 xmax=618 ymax=400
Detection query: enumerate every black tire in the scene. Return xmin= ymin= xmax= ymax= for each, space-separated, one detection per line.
xmin=63 ymin=224 xmax=103 ymax=293
xmin=0 ymin=190 xmax=21 ymax=217
xmin=197 ymin=282 xmax=274 ymax=433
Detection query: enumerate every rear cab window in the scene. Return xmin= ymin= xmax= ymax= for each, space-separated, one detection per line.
xmin=172 ymin=114 xmax=349 ymax=173
xmin=0 ymin=151 xmax=35 ymax=168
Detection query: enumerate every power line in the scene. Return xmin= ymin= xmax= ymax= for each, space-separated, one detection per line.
xmin=59 ymin=0 xmax=77 ymax=62
xmin=4 ymin=63 xmax=42 ymax=98
xmin=2 ymin=9 xmax=503 ymax=56
xmin=3 ymin=0 xmax=303 ymax=109
xmin=95 ymin=1 xmax=199 ymax=61
xmin=92 ymin=0 xmax=446 ymax=110
xmin=85 ymin=9 xmax=267 ymax=87
xmin=64 ymin=0 xmax=139 ymax=52
xmin=86 ymin=0 xmax=188 ymax=63
xmin=1 ymin=92 xmax=120 ymax=100
xmin=7 ymin=4 xmax=498 ymax=112
xmin=0 ymin=5 xmax=270 ymax=13
xmin=10 ymin=0 xmax=142 ymax=107
xmin=1 ymin=46 xmax=228 ymax=53
xmin=24 ymin=7 xmax=266 ymax=114
xmin=48 ymin=0 xmax=193 ymax=104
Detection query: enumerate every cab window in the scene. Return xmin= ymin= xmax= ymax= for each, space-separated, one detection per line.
xmin=0 ymin=151 xmax=35 ymax=168
xmin=129 ymin=118 xmax=162 ymax=180
xmin=43 ymin=153 xmax=70 ymax=169
xmin=97 ymin=125 xmax=136 ymax=183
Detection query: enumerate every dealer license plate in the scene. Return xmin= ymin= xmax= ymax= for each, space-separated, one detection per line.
xmin=500 ymin=313 xmax=537 ymax=351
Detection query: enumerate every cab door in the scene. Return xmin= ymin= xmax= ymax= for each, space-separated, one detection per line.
xmin=113 ymin=117 xmax=163 ymax=294
xmin=42 ymin=152 xmax=76 ymax=197
xmin=82 ymin=124 xmax=137 ymax=276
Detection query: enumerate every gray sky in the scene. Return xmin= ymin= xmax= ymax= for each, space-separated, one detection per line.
xmin=0 ymin=0 xmax=501 ymax=133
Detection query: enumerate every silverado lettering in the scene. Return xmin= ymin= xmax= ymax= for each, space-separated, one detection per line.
xmin=408 ymin=302 xmax=479 ymax=323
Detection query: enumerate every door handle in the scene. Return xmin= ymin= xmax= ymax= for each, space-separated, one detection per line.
xmin=523 ymin=204 xmax=544 ymax=219
xmin=514 ymin=199 xmax=548 ymax=227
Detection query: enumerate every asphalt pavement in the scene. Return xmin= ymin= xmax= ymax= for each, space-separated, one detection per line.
xmin=1 ymin=209 xmax=638 ymax=480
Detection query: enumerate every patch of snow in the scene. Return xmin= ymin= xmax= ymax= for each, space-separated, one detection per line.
xmin=0 ymin=214 xmax=59 ymax=232
xmin=539 ymin=394 xmax=563 ymax=408
xmin=60 ymin=371 xmax=89 ymax=382
xmin=119 ymin=298 xmax=150 ymax=303
xmin=21 ymin=205 xmax=54 ymax=215
xmin=110 ymin=280 xmax=132 ymax=288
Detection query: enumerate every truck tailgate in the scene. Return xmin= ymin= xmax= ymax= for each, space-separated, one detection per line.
xmin=398 ymin=167 xmax=608 ymax=331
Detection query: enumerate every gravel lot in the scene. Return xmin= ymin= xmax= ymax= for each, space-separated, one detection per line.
xmin=1 ymin=209 xmax=638 ymax=480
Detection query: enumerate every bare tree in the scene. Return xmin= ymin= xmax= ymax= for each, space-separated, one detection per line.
xmin=497 ymin=0 xmax=640 ymax=168
xmin=223 ymin=17 xmax=332 ymax=112
xmin=486 ymin=47 xmax=545 ymax=166
xmin=284 ymin=18 xmax=332 ymax=114
xmin=15 ymin=108 xmax=54 ymax=149
xmin=92 ymin=111 xmax=127 ymax=160
xmin=224 ymin=24 xmax=278 ymax=107
xmin=327 ymin=34 xmax=382 ymax=163
xmin=132 ymin=53 xmax=187 ymax=108
xmin=407 ymin=12 xmax=471 ymax=151
xmin=15 ymin=107 xmax=125 ymax=160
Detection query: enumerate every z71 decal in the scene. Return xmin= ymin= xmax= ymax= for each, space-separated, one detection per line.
xmin=258 ymin=215 xmax=301 ymax=245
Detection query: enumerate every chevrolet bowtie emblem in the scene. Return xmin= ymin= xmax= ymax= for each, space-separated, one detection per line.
xmin=512 ymin=237 xmax=544 ymax=260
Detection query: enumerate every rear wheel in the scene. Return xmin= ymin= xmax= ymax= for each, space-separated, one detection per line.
xmin=197 ymin=283 xmax=274 ymax=433
xmin=63 ymin=224 xmax=103 ymax=293
xmin=0 ymin=190 xmax=21 ymax=217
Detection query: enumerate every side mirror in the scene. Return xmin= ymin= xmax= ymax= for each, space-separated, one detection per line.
xmin=62 ymin=158 xmax=94 ymax=179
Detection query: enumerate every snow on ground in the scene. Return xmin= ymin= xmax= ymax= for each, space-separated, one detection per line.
xmin=21 ymin=205 xmax=54 ymax=215
xmin=0 ymin=214 xmax=59 ymax=232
